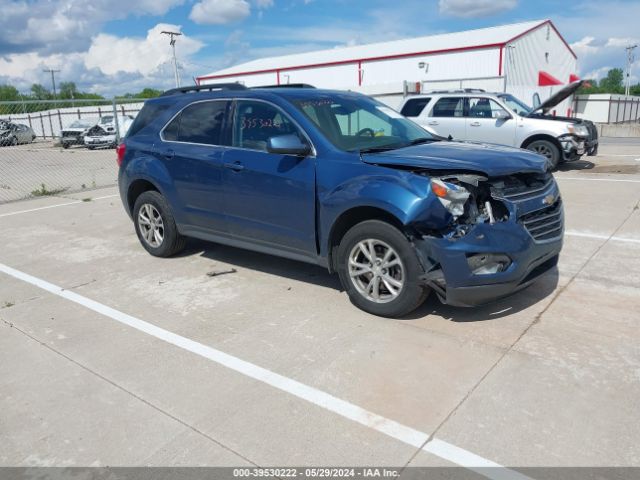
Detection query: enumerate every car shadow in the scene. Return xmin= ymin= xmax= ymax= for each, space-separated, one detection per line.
xmin=556 ymin=159 xmax=595 ymax=172
xmin=177 ymin=238 xmax=343 ymax=291
xmin=177 ymin=238 xmax=560 ymax=323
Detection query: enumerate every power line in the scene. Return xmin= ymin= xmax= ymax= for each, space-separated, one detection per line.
xmin=42 ymin=68 xmax=61 ymax=99
xmin=161 ymin=31 xmax=183 ymax=88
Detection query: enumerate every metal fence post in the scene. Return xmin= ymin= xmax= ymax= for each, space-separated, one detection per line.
xmin=112 ymin=99 xmax=121 ymax=144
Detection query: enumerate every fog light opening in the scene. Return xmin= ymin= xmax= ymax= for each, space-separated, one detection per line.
xmin=467 ymin=253 xmax=512 ymax=275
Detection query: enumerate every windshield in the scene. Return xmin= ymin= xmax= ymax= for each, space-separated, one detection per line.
xmin=498 ymin=94 xmax=532 ymax=116
xmin=293 ymin=94 xmax=433 ymax=152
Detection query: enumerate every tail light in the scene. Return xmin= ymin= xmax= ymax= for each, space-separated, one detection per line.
xmin=116 ymin=142 xmax=126 ymax=167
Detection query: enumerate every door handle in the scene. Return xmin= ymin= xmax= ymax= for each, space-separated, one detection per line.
xmin=427 ymin=121 xmax=439 ymax=126
xmin=469 ymin=122 xmax=481 ymax=127
xmin=224 ymin=161 xmax=245 ymax=172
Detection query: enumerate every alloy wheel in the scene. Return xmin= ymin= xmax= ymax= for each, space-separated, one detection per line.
xmin=348 ymin=239 xmax=405 ymax=303
xmin=138 ymin=204 xmax=164 ymax=248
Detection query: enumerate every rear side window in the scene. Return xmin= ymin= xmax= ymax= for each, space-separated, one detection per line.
xmin=128 ymin=103 xmax=169 ymax=137
xmin=162 ymin=100 xmax=229 ymax=146
xmin=400 ymin=98 xmax=431 ymax=117
xmin=431 ymin=97 xmax=464 ymax=117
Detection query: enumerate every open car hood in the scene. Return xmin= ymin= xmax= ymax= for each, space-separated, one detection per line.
xmin=530 ymin=80 xmax=584 ymax=115
xmin=360 ymin=141 xmax=549 ymax=177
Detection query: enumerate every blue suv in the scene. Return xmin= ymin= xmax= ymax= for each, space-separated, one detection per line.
xmin=118 ymin=84 xmax=563 ymax=317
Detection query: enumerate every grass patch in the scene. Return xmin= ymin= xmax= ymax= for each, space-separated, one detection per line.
xmin=82 ymin=198 xmax=92 ymax=202
xmin=31 ymin=183 xmax=68 ymax=197
xmin=2 ymin=301 xmax=14 ymax=308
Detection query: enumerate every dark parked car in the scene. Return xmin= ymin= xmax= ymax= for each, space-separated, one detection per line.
xmin=118 ymin=84 xmax=563 ymax=317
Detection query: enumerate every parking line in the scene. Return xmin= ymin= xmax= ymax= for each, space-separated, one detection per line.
xmin=555 ymin=176 xmax=640 ymax=183
xmin=0 ymin=194 xmax=118 ymax=218
xmin=565 ymin=230 xmax=640 ymax=245
xmin=0 ymin=261 xmax=529 ymax=480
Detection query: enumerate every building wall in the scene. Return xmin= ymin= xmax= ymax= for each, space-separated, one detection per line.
xmin=507 ymin=23 xmax=577 ymax=115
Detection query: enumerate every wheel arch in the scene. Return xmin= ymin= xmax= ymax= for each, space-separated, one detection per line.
xmin=127 ymin=178 xmax=161 ymax=214
xmin=326 ymin=206 xmax=404 ymax=273
xmin=520 ymin=134 xmax=563 ymax=153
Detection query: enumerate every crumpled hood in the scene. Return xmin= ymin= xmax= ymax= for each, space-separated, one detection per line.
xmin=361 ymin=141 xmax=549 ymax=177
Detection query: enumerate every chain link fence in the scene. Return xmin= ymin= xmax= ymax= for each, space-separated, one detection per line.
xmin=0 ymin=98 xmax=145 ymax=204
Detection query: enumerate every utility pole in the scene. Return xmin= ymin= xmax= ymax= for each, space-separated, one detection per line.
xmin=43 ymin=68 xmax=61 ymax=99
xmin=161 ymin=31 xmax=182 ymax=88
xmin=625 ymin=44 xmax=637 ymax=96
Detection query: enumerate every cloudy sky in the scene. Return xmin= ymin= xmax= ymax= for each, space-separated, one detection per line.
xmin=0 ymin=0 xmax=638 ymax=96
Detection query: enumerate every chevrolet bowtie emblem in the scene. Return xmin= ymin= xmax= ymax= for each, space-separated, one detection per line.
xmin=542 ymin=194 xmax=556 ymax=206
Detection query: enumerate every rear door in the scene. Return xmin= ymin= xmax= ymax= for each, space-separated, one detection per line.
xmin=221 ymin=99 xmax=316 ymax=257
xmin=422 ymin=97 xmax=466 ymax=140
xmin=159 ymin=99 xmax=230 ymax=233
xmin=465 ymin=97 xmax=517 ymax=146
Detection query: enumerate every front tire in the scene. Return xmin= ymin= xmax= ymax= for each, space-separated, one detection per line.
xmin=337 ymin=220 xmax=429 ymax=317
xmin=526 ymin=139 xmax=561 ymax=169
xmin=133 ymin=191 xmax=186 ymax=257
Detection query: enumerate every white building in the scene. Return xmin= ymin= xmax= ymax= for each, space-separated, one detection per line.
xmin=198 ymin=19 xmax=579 ymax=115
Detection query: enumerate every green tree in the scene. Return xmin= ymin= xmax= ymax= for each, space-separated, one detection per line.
xmin=0 ymin=84 xmax=20 ymax=101
xmin=59 ymin=81 xmax=79 ymax=99
xmin=30 ymin=83 xmax=51 ymax=100
xmin=599 ymin=68 xmax=624 ymax=93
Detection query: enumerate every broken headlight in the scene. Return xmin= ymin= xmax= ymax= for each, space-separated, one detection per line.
xmin=431 ymin=179 xmax=470 ymax=218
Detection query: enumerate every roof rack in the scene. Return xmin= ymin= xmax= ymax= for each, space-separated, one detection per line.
xmin=252 ymin=83 xmax=316 ymax=89
xmin=426 ymin=88 xmax=486 ymax=94
xmin=161 ymin=83 xmax=247 ymax=97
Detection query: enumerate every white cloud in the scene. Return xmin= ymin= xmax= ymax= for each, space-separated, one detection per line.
xmin=189 ymin=0 xmax=251 ymax=25
xmin=0 ymin=24 xmax=204 ymax=96
xmin=438 ymin=0 xmax=517 ymax=18
xmin=85 ymin=24 xmax=203 ymax=76
xmin=0 ymin=0 xmax=185 ymax=55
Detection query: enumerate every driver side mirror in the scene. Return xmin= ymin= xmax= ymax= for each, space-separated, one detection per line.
xmin=267 ymin=134 xmax=311 ymax=157
xmin=495 ymin=110 xmax=512 ymax=120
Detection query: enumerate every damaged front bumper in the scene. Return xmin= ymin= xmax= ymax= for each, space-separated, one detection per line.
xmin=416 ymin=221 xmax=562 ymax=307
xmin=558 ymin=134 xmax=585 ymax=162
xmin=414 ymin=174 xmax=563 ymax=307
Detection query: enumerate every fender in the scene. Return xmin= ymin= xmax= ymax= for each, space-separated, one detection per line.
xmin=318 ymin=170 xmax=450 ymax=257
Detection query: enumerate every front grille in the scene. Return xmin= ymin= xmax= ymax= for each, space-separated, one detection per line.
xmin=62 ymin=131 xmax=79 ymax=137
xmin=490 ymin=173 xmax=554 ymax=202
xmin=519 ymin=199 xmax=563 ymax=242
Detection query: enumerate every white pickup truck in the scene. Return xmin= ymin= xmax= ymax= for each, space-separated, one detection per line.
xmin=398 ymin=81 xmax=598 ymax=169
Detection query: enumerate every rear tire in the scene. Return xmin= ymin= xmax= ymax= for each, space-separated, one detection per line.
xmin=337 ymin=220 xmax=429 ymax=318
xmin=526 ymin=139 xmax=561 ymax=169
xmin=133 ymin=191 xmax=186 ymax=257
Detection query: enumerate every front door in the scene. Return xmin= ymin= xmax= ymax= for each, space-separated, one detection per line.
xmin=222 ymin=100 xmax=316 ymax=257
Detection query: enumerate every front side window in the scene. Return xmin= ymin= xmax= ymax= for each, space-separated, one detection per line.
xmin=467 ymin=97 xmax=509 ymax=118
xmin=293 ymin=94 xmax=432 ymax=152
xmin=233 ymin=100 xmax=302 ymax=152
xmin=431 ymin=97 xmax=464 ymax=118
xmin=162 ymin=100 xmax=229 ymax=145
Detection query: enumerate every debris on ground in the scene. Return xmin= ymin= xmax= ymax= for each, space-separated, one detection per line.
xmin=206 ymin=268 xmax=237 ymax=278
